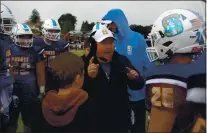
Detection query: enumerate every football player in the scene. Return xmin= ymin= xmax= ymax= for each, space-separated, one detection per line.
xmin=7 ymin=23 xmax=45 ymax=133
xmin=0 ymin=3 xmax=15 ymax=132
xmin=145 ymin=9 xmax=205 ymax=132
xmin=33 ymin=18 xmax=69 ymax=94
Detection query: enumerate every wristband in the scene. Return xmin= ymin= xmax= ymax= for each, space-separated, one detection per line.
xmin=40 ymin=86 xmax=45 ymax=93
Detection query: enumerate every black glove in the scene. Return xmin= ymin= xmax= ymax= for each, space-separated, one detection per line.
xmin=37 ymin=92 xmax=45 ymax=102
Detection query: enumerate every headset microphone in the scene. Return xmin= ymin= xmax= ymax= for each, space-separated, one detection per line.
xmin=97 ymin=56 xmax=108 ymax=62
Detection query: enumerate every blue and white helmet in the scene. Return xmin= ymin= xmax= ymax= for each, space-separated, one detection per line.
xmin=12 ymin=23 xmax=33 ymax=48
xmin=41 ymin=18 xmax=61 ymax=41
xmin=0 ymin=3 xmax=15 ymax=35
xmin=146 ymin=9 xmax=205 ymax=62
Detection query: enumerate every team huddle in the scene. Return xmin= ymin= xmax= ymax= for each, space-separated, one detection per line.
xmin=0 ymin=2 xmax=206 ymax=133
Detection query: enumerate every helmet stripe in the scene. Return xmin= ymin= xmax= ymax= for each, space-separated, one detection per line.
xmin=22 ymin=24 xmax=29 ymax=31
xmin=96 ymin=23 xmax=100 ymax=30
xmin=51 ymin=19 xmax=57 ymax=26
xmin=2 ymin=3 xmax=13 ymax=14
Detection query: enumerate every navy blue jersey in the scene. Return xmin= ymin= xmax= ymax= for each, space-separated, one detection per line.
xmin=33 ymin=37 xmax=69 ymax=68
xmin=185 ymin=51 xmax=206 ymax=133
xmin=33 ymin=37 xmax=69 ymax=90
xmin=0 ymin=35 xmax=14 ymax=117
xmin=0 ymin=36 xmax=13 ymax=88
xmin=10 ymin=44 xmax=44 ymax=83
xmin=186 ymin=50 xmax=206 ymax=104
xmin=145 ymin=63 xmax=191 ymax=111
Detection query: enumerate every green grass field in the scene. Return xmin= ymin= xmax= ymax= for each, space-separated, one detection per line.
xmin=70 ymin=49 xmax=84 ymax=56
xmin=17 ymin=115 xmax=24 ymax=132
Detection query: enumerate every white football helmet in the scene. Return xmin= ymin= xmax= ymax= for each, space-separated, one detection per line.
xmin=146 ymin=9 xmax=205 ymax=62
xmin=41 ymin=18 xmax=61 ymax=41
xmin=0 ymin=3 xmax=15 ymax=35
xmin=12 ymin=23 xmax=33 ymax=48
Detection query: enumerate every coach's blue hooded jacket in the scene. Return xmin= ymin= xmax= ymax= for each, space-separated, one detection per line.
xmin=102 ymin=9 xmax=150 ymax=101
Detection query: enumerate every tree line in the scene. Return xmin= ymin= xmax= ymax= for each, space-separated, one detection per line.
xmin=25 ymin=9 xmax=152 ymax=39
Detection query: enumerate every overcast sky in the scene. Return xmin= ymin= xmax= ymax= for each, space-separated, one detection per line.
xmin=2 ymin=1 xmax=206 ymax=30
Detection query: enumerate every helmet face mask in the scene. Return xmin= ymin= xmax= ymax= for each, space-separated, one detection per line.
xmin=12 ymin=24 xmax=33 ymax=48
xmin=1 ymin=4 xmax=15 ymax=35
xmin=41 ymin=19 xmax=61 ymax=42
xmin=43 ymin=29 xmax=61 ymax=42
xmin=16 ymin=34 xmax=33 ymax=48
xmin=146 ymin=9 xmax=206 ymax=62
xmin=146 ymin=47 xmax=159 ymax=62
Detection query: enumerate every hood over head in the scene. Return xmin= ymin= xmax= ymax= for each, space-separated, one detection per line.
xmin=102 ymin=8 xmax=133 ymax=39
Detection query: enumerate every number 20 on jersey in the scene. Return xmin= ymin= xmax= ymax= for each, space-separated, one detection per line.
xmin=151 ymin=87 xmax=174 ymax=108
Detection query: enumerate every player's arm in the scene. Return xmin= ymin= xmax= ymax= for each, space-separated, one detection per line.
xmin=63 ymin=41 xmax=70 ymax=52
xmin=0 ymin=43 xmax=4 ymax=92
xmin=146 ymin=76 xmax=187 ymax=132
xmin=186 ymin=74 xmax=206 ymax=132
xmin=36 ymin=48 xmax=46 ymax=94
xmin=9 ymin=61 xmax=15 ymax=83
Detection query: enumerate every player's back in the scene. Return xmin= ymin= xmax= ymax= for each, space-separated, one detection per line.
xmin=33 ymin=37 xmax=46 ymax=48
xmin=146 ymin=62 xmax=195 ymax=132
xmin=146 ymin=63 xmax=190 ymax=110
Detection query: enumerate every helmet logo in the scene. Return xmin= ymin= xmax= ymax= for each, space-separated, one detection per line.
xmin=190 ymin=18 xmax=201 ymax=27
xmin=102 ymin=29 xmax=108 ymax=34
xmin=162 ymin=14 xmax=184 ymax=37
xmin=127 ymin=45 xmax=132 ymax=55
xmin=195 ymin=31 xmax=204 ymax=45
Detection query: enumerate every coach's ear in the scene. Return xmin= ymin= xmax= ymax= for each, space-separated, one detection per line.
xmin=73 ymin=71 xmax=84 ymax=89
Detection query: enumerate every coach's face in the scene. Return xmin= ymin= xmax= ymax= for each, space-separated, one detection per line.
xmin=108 ymin=22 xmax=118 ymax=33
xmin=96 ymin=37 xmax=114 ymax=63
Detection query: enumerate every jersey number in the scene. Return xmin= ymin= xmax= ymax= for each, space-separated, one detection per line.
xmin=196 ymin=31 xmax=204 ymax=45
xmin=192 ymin=117 xmax=206 ymax=133
xmin=151 ymin=87 xmax=174 ymax=108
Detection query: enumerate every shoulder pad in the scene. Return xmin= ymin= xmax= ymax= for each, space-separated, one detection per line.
xmin=146 ymin=63 xmax=191 ymax=79
xmin=189 ymin=51 xmax=206 ymax=75
xmin=0 ymin=35 xmax=14 ymax=45
xmin=58 ymin=39 xmax=69 ymax=48
xmin=33 ymin=37 xmax=46 ymax=48
xmin=33 ymin=45 xmax=44 ymax=55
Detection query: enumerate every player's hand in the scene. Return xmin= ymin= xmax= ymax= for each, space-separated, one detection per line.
xmin=0 ymin=104 xmax=3 ymax=114
xmin=126 ymin=67 xmax=139 ymax=80
xmin=88 ymin=56 xmax=99 ymax=78
xmin=37 ymin=92 xmax=45 ymax=102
